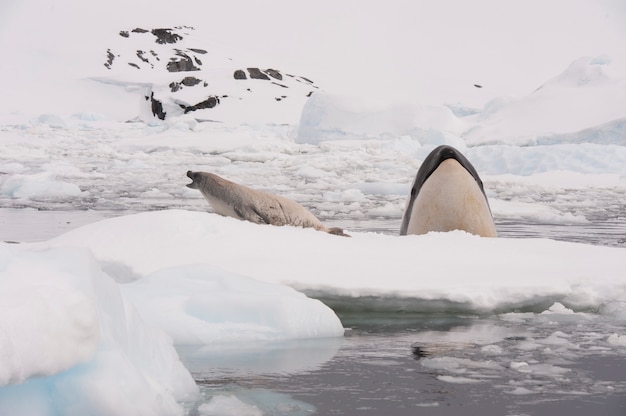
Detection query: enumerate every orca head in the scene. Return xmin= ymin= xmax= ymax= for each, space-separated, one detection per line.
xmin=400 ymin=145 xmax=491 ymax=235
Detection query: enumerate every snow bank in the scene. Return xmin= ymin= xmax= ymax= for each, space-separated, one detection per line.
xmin=0 ymin=244 xmax=197 ymax=415
xmin=40 ymin=210 xmax=626 ymax=312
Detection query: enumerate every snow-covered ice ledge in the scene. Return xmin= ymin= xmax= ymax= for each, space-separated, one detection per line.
xmin=41 ymin=210 xmax=626 ymax=311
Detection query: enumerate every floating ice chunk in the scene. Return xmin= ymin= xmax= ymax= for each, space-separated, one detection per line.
xmin=540 ymin=331 xmax=574 ymax=347
xmin=296 ymin=93 xmax=465 ymax=143
xmin=1 ymin=173 xmax=83 ymax=199
xmin=293 ymin=166 xmax=337 ymax=179
xmin=322 ymin=189 xmax=366 ymax=203
xmin=506 ymin=387 xmax=536 ymax=395
xmin=511 ymin=361 xmax=570 ymax=378
xmin=607 ymin=334 xmax=626 ymax=347
xmin=421 ymin=357 xmax=503 ymax=374
xmin=510 ymin=361 xmax=530 ymax=371
xmin=489 ymin=200 xmax=589 ymax=224
xmin=481 ymin=345 xmax=504 ymax=355
xmin=35 ymin=114 xmax=67 ymax=129
xmin=541 ymin=302 xmax=575 ymax=315
xmin=538 ymin=303 xmax=593 ymax=324
xmin=0 ymin=244 xmax=197 ymax=415
xmin=437 ymin=375 xmax=483 ymax=384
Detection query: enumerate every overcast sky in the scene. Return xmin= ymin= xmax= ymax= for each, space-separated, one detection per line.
xmin=2 ymin=0 xmax=625 ymax=109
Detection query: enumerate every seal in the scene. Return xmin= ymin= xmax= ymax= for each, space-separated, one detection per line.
xmin=400 ymin=145 xmax=497 ymax=237
xmin=186 ymin=171 xmax=349 ymax=236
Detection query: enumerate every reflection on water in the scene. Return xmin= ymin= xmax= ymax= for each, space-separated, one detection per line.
xmin=182 ymin=312 xmax=626 ymax=416
xmin=178 ymin=338 xmax=343 ymax=381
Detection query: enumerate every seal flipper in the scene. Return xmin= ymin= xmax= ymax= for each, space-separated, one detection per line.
xmin=250 ymin=205 xmax=273 ymax=225
xmin=327 ymin=227 xmax=351 ymax=237
xmin=233 ymin=205 xmax=267 ymax=224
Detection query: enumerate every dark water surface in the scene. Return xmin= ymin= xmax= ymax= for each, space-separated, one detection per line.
xmin=183 ymin=311 xmax=626 ymax=415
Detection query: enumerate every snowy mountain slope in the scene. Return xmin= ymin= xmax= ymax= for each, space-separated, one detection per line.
xmin=294 ymin=56 xmax=626 ymax=146
xmin=98 ymin=26 xmax=318 ymax=123
xmin=463 ymin=56 xmax=626 ymax=145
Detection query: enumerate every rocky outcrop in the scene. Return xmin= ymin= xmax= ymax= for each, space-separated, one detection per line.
xmin=166 ymin=50 xmax=201 ymax=72
xmin=102 ymin=26 xmax=319 ymax=122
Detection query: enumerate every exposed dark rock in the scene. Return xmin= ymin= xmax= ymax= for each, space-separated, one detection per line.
xmin=104 ymin=49 xmax=115 ymax=69
xmin=189 ymin=48 xmax=207 ymax=54
xmin=152 ymin=28 xmax=183 ymax=44
xmin=167 ymin=50 xmax=199 ymax=72
xmin=272 ymin=82 xmax=289 ymax=88
xmin=169 ymin=76 xmax=203 ymax=92
xmin=193 ymin=56 xmax=202 ymax=66
xmin=119 ymin=31 xmax=129 ymax=38
xmin=247 ymin=68 xmax=270 ymax=80
xmin=182 ymin=96 xmax=220 ymax=113
xmin=307 ymin=91 xmax=314 ymax=97
xmin=300 ymin=76 xmax=314 ymax=84
xmin=182 ymin=76 xmax=202 ymax=86
xmin=264 ymin=69 xmax=282 ymax=80
xmin=136 ymin=50 xmax=150 ymax=64
xmin=128 ymin=62 xmax=140 ymax=69
xmin=233 ymin=70 xmax=247 ymax=80
xmin=150 ymin=92 xmax=166 ymax=120
xmin=132 ymin=28 xmax=149 ymax=33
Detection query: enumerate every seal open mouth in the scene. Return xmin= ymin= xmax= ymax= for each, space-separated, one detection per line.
xmin=186 ymin=171 xmax=197 ymax=189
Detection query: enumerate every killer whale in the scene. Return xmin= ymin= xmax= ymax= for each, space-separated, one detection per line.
xmin=400 ymin=145 xmax=497 ymax=237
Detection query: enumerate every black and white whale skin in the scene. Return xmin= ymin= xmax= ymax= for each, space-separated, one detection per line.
xmin=186 ymin=171 xmax=349 ymax=236
xmin=400 ymin=145 xmax=497 ymax=237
